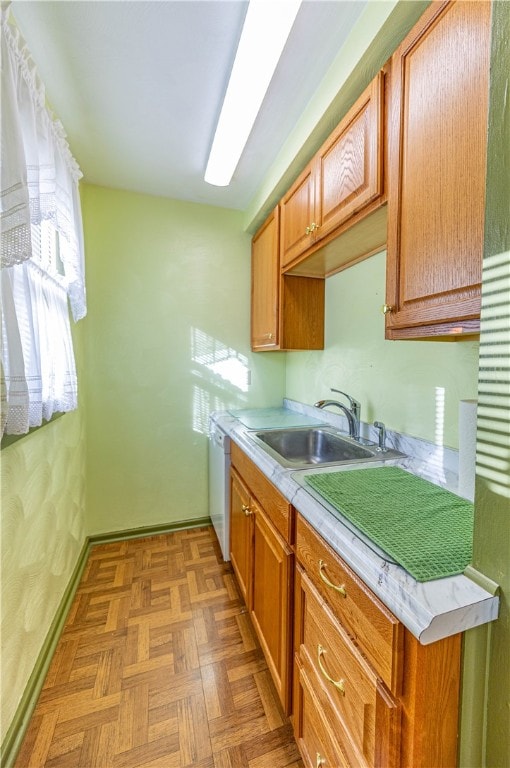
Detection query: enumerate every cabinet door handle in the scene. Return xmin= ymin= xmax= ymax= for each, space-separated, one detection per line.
xmin=382 ymin=303 xmax=394 ymax=315
xmin=305 ymin=225 xmax=311 ymax=235
xmin=241 ymin=504 xmax=252 ymax=516
xmin=316 ymin=753 xmax=325 ymax=767
xmin=317 ymin=644 xmax=345 ymax=694
xmin=318 ymin=559 xmax=346 ymax=597
xmin=263 ymin=332 xmax=273 ymax=340
xmin=310 ymin=222 xmax=320 ymax=232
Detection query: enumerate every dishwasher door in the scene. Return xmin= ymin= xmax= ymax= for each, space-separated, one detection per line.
xmin=208 ymin=423 xmax=231 ymax=561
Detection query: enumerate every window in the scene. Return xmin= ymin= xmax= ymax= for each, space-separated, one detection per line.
xmin=1 ymin=7 xmax=86 ymax=436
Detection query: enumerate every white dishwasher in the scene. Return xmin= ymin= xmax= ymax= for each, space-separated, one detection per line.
xmin=208 ymin=422 xmax=231 ymax=561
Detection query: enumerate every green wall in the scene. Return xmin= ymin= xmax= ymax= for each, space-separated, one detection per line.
xmin=285 ymin=252 xmax=479 ymax=448
xmin=0 ymin=324 xmax=87 ymax=747
xmin=80 ymin=185 xmax=285 ymax=535
xmin=464 ymin=4 xmax=510 ymax=765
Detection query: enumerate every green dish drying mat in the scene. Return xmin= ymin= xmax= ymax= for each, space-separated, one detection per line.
xmin=305 ymin=466 xmax=473 ymax=582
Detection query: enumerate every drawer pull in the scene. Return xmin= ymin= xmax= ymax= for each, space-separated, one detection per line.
xmin=318 ymin=559 xmax=347 ymax=597
xmin=317 ymin=644 xmax=345 ymax=695
xmin=241 ymin=504 xmax=252 ymax=516
xmin=316 ymin=753 xmax=325 ymax=767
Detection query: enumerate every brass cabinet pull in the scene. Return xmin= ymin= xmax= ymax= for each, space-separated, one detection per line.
xmin=241 ymin=504 xmax=252 ymax=516
xmin=382 ymin=303 xmax=394 ymax=315
xmin=317 ymin=644 xmax=345 ymax=694
xmin=316 ymin=753 xmax=325 ymax=767
xmin=318 ymin=559 xmax=346 ymax=597
xmin=310 ymin=222 xmax=320 ymax=232
xmin=263 ymin=332 xmax=273 ymax=340
xmin=305 ymin=225 xmax=311 ymax=235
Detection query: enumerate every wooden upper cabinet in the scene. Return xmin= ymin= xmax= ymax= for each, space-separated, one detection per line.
xmin=385 ymin=0 xmax=491 ymax=339
xmin=315 ymin=73 xmax=384 ymax=242
xmin=251 ymin=206 xmax=280 ymax=350
xmin=280 ymin=164 xmax=316 ymax=270
xmin=280 ymin=71 xmax=387 ymax=277
xmin=251 ymin=206 xmax=325 ymax=352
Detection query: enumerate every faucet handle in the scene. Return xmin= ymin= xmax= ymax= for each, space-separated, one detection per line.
xmin=331 ymin=388 xmax=361 ymax=417
xmin=373 ymin=421 xmax=387 ymax=451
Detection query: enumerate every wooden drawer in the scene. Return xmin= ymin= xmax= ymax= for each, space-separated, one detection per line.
xmin=296 ymin=657 xmax=349 ymax=768
xmin=300 ymin=571 xmax=400 ymax=767
xmin=231 ymin=441 xmax=292 ymax=543
xmin=296 ymin=515 xmax=403 ymax=694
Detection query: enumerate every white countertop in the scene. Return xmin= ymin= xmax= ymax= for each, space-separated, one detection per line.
xmin=212 ymin=401 xmax=499 ymax=645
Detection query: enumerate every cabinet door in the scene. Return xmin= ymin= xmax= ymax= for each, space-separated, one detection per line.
xmin=251 ymin=503 xmax=293 ymax=713
xmin=315 ymin=73 xmax=385 ymax=242
xmin=251 ymin=207 xmax=280 ymax=350
xmin=229 ymin=469 xmax=253 ymax=607
xmin=280 ymin=163 xmax=316 ymax=270
xmin=385 ymin=0 xmax=491 ymax=339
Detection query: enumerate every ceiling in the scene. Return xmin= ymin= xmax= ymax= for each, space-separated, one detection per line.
xmin=11 ymin=0 xmax=367 ymax=211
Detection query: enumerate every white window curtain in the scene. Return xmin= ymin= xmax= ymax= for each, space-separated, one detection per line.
xmin=1 ymin=3 xmax=86 ymax=436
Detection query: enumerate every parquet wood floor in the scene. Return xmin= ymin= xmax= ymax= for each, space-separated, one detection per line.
xmin=15 ymin=526 xmax=304 ymax=768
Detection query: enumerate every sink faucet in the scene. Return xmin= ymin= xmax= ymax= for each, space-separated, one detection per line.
xmin=330 ymin=388 xmax=361 ymax=428
xmin=373 ymin=421 xmax=387 ymax=451
xmin=314 ymin=388 xmax=361 ymax=439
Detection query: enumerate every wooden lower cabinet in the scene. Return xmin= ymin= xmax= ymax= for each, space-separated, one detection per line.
xmin=295 ymin=516 xmax=403 ymax=695
xmin=294 ymin=513 xmax=462 ymax=768
xmin=230 ymin=445 xmax=463 ymax=765
xmin=230 ymin=469 xmax=253 ymax=606
xmin=294 ymin=564 xmax=401 ymax=768
xmin=229 ymin=443 xmax=294 ymax=713
xmin=251 ymin=502 xmax=293 ymax=710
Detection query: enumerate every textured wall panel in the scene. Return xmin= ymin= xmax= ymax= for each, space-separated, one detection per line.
xmin=0 ymin=409 xmax=86 ymax=743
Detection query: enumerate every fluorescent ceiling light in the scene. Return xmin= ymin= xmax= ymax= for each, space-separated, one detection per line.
xmin=204 ymin=0 xmax=302 ymax=187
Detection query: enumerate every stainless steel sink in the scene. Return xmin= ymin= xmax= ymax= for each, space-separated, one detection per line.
xmin=248 ymin=426 xmax=405 ymax=469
